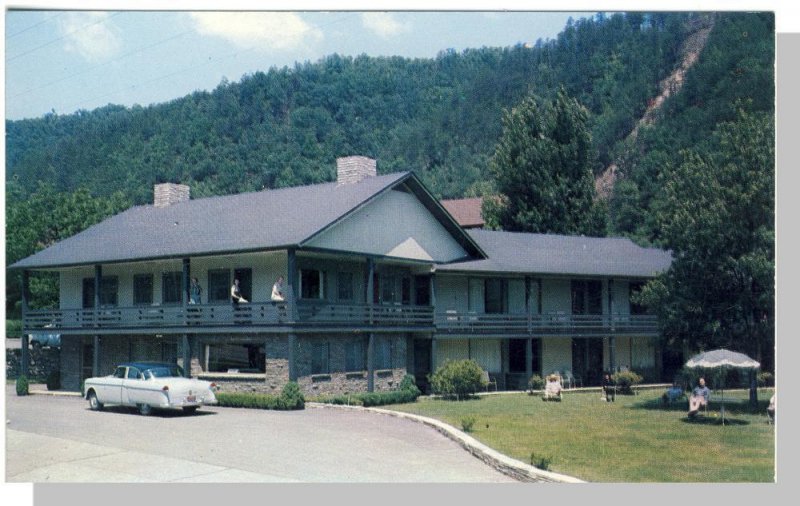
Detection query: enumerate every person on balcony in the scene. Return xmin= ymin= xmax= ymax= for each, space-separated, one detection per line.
xmin=271 ymin=276 xmax=285 ymax=302
xmin=231 ymin=278 xmax=247 ymax=304
xmin=688 ymin=377 xmax=710 ymax=418
xmin=189 ymin=277 xmax=202 ymax=304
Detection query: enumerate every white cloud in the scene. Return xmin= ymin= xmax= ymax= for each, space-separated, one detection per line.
xmin=188 ymin=12 xmax=322 ymax=50
xmin=360 ymin=12 xmax=410 ymax=38
xmin=58 ymin=12 xmax=122 ymax=62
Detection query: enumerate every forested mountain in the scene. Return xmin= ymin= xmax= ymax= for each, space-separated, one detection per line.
xmin=6 ymin=12 xmax=691 ymax=204
xmin=6 ymin=11 xmax=775 ymax=372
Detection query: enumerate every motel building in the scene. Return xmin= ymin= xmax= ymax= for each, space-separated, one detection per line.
xmin=12 ymin=156 xmax=672 ymax=395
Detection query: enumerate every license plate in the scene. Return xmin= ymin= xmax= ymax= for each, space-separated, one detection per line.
xmin=186 ymin=395 xmax=196 ymax=403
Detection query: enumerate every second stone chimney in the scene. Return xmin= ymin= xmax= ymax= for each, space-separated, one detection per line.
xmin=154 ymin=183 xmax=190 ymax=208
xmin=336 ymin=156 xmax=376 ymax=185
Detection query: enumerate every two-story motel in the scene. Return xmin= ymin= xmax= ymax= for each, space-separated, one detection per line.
xmin=12 ymin=156 xmax=673 ymax=395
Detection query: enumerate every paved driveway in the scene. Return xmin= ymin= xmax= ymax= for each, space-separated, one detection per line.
xmin=5 ymin=388 xmax=516 ymax=483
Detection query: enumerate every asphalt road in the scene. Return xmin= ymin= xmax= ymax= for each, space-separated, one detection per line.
xmin=5 ymin=387 xmax=516 ymax=483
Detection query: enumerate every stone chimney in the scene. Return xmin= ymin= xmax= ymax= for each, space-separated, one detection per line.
xmin=336 ymin=156 xmax=376 ymax=185
xmin=154 ymin=183 xmax=190 ymax=208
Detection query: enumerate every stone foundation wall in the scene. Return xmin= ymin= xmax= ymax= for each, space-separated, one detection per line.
xmin=6 ymin=346 xmax=60 ymax=381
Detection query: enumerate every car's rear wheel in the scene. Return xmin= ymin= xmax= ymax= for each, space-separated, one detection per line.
xmin=31 ymin=341 xmax=42 ymax=352
xmin=182 ymin=406 xmax=198 ymax=415
xmin=137 ymin=403 xmax=153 ymax=416
xmin=88 ymin=391 xmax=103 ymax=411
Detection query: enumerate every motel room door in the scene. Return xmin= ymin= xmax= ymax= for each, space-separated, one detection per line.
xmin=572 ymin=338 xmax=604 ymax=386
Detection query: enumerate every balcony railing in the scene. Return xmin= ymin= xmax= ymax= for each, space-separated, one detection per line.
xmin=23 ymin=301 xmax=434 ymax=333
xmin=23 ymin=304 xmax=657 ymax=335
xmin=434 ymin=310 xmax=658 ymax=336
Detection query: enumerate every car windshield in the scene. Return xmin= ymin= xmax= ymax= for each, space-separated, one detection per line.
xmin=143 ymin=365 xmax=184 ymax=379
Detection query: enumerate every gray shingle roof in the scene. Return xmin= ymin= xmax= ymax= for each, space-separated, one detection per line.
xmin=11 ymin=172 xmax=419 ymax=269
xmin=437 ymin=229 xmax=672 ymax=278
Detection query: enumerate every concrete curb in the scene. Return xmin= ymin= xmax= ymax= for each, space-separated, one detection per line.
xmin=28 ymin=389 xmax=82 ymax=397
xmin=308 ymin=402 xmax=585 ymax=483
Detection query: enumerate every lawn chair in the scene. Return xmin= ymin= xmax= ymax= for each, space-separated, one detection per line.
xmin=482 ymin=370 xmax=497 ymax=392
xmin=563 ymin=370 xmax=582 ymax=389
xmin=542 ymin=375 xmax=563 ymax=401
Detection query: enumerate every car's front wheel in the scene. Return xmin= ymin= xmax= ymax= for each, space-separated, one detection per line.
xmin=182 ymin=406 xmax=198 ymax=415
xmin=88 ymin=391 xmax=103 ymax=411
xmin=137 ymin=403 xmax=153 ymax=416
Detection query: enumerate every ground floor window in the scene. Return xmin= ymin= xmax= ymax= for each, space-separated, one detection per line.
xmin=345 ymin=339 xmax=365 ymax=371
xmin=312 ymin=340 xmax=330 ymax=374
xmin=375 ymin=337 xmax=393 ymax=369
xmin=206 ymin=342 xmax=265 ymax=373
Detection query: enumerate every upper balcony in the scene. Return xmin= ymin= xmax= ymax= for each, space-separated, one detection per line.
xmin=24 ymin=304 xmax=658 ymax=337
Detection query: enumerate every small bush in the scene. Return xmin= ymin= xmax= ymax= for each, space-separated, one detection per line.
xmin=46 ymin=370 xmax=61 ymax=391
xmin=530 ymin=452 xmax=552 ymax=470
xmin=528 ymin=374 xmax=545 ymax=392
xmin=16 ymin=375 xmax=29 ymax=396
xmin=399 ymin=374 xmax=421 ymax=397
xmin=612 ymin=370 xmax=643 ymax=394
xmin=757 ymin=371 xmax=774 ymax=387
xmin=430 ymin=359 xmax=485 ymax=400
xmin=461 ymin=416 xmax=476 ymax=432
xmin=6 ymin=320 xmax=23 ymax=338
xmin=217 ymin=390 xmax=304 ymax=410
xmin=279 ymin=381 xmax=305 ymax=410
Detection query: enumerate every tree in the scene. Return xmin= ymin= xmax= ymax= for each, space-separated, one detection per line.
xmin=484 ymin=88 xmax=606 ymax=235
xmin=638 ymin=109 xmax=774 ymax=370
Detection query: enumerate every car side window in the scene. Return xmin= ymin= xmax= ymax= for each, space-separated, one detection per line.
xmin=113 ymin=367 xmax=126 ymax=378
xmin=126 ymin=367 xmax=142 ymax=379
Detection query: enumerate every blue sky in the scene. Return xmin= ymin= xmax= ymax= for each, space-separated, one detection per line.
xmin=5 ymin=10 xmax=591 ymax=120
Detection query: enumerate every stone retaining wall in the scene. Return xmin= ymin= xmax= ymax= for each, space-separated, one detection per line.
xmin=6 ymin=346 xmax=60 ymax=381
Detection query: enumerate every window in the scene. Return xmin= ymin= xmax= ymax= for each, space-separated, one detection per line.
xmin=113 ymin=367 xmax=126 ymax=378
xmin=133 ymin=274 xmax=154 ymax=305
xmin=345 ymin=339 xmax=364 ymax=371
xmin=629 ymin=281 xmax=648 ymax=315
xmin=162 ymin=272 xmax=182 ymax=305
xmin=233 ymin=268 xmax=253 ymax=302
xmin=311 ymin=341 xmax=330 ymax=374
xmin=206 ymin=343 xmax=265 ymax=373
xmin=414 ymin=276 xmax=431 ymax=306
xmin=82 ymin=276 xmax=119 ymax=308
xmin=208 ymin=269 xmax=230 ymax=303
xmin=572 ymin=280 xmax=603 ymax=315
xmin=301 ymin=269 xmax=323 ymax=300
xmin=375 ymin=338 xmax=393 ymax=370
xmin=485 ymin=278 xmax=507 ymax=314
xmin=381 ymin=274 xmax=396 ymax=304
xmin=126 ymin=367 xmax=142 ymax=379
xmin=338 ymin=272 xmax=354 ymax=301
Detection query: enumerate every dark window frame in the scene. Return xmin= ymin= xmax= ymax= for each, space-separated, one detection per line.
xmin=133 ymin=274 xmax=154 ymax=306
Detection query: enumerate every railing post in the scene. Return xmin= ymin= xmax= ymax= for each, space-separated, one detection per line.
xmin=288 ymin=333 xmax=297 ymax=382
xmin=367 ymin=333 xmax=375 ymax=392
xmin=366 ymin=258 xmax=374 ymax=325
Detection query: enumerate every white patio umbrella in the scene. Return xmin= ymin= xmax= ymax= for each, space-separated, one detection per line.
xmin=685 ymin=349 xmax=760 ymax=425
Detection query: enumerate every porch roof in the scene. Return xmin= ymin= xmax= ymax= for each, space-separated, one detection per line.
xmin=11 ymin=172 xmax=484 ymax=270
xmin=437 ymin=229 xmax=672 ymax=278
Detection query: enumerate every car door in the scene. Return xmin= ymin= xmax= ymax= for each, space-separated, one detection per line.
xmin=96 ymin=366 xmax=125 ymax=404
xmin=121 ymin=366 xmax=144 ymax=406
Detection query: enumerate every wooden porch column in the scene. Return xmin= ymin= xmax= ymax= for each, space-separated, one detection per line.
xmin=367 ymin=333 xmax=375 ymax=392
xmin=286 ymin=249 xmax=298 ymax=382
xmin=608 ymin=279 xmax=616 ymax=372
xmin=525 ymin=338 xmax=533 ymax=380
xmin=288 ymin=333 xmax=297 ymax=382
xmin=93 ymin=265 xmax=102 ymax=377
xmin=525 ymin=276 xmax=532 ymax=333
xmin=182 ymin=258 xmax=190 ymax=306
xmin=366 ymin=257 xmax=375 ymax=392
xmin=430 ymin=337 xmax=437 ymax=374
xmin=287 ymin=249 xmax=297 ymax=322
xmin=181 ymin=334 xmax=191 ymax=377
xmin=20 ymin=271 xmax=30 ymax=377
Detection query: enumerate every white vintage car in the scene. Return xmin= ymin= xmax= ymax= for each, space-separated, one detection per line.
xmin=84 ymin=362 xmax=217 ymax=415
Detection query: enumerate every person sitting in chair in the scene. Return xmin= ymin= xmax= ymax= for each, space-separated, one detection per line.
xmin=688 ymin=377 xmax=710 ymax=417
xmin=542 ymin=374 xmax=563 ymax=401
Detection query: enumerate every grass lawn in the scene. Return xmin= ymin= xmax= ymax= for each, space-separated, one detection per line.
xmin=385 ymin=388 xmax=775 ymax=482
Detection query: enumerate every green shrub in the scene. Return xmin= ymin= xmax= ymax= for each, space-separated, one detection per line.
xmin=430 ymin=359 xmax=485 ymax=400
xmin=16 ymin=375 xmax=29 ymax=396
xmin=461 ymin=416 xmax=476 ymax=432
xmin=757 ymin=371 xmax=774 ymax=387
xmin=216 ymin=389 xmax=305 ymax=411
xmin=530 ymin=452 xmax=552 ymax=470
xmin=399 ymin=374 xmax=421 ymax=397
xmin=528 ymin=374 xmax=545 ymax=392
xmin=46 ymin=370 xmax=61 ymax=391
xmin=612 ymin=370 xmax=644 ymax=394
xmin=6 ymin=320 xmax=22 ymax=338
xmin=279 ymin=381 xmax=305 ymax=410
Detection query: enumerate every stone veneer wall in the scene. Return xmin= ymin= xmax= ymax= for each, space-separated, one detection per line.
xmin=6 ymin=346 xmax=60 ymax=381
